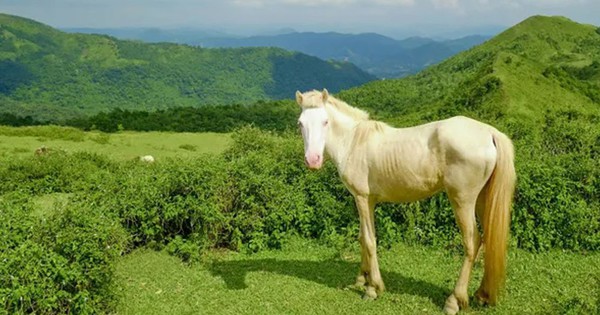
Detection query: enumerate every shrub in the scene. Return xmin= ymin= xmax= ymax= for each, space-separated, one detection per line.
xmin=0 ymin=193 xmax=128 ymax=314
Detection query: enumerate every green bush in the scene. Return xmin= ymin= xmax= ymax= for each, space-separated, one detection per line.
xmin=0 ymin=151 xmax=117 ymax=195
xmin=0 ymin=193 xmax=128 ymax=314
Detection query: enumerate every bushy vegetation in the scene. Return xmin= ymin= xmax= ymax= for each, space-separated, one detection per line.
xmin=0 ymin=153 xmax=129 ymax=314
xmin=2 ymin=121 xmax=599 ymax=313
xmin=64 ymin=100 xmax=298 ymax=133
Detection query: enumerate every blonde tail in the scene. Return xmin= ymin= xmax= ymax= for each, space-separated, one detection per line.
xmin=478 ymin=130 xmax=516 ymax=305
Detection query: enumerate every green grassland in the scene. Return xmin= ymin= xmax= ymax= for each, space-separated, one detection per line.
xmin=116 ymin=239 xmax=599 ymax=315
xmin=0 ymin=125 xmax=230 ymax=160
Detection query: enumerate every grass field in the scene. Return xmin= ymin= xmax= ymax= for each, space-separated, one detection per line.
xmin=115 ymin=239 xmax=600 ymax=315
xmin=0 ymin=126 xmax=230 ymax=160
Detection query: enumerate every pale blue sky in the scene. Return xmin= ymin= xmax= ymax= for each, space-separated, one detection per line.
xmin=1 ymin=0 xmax=598 ymax=38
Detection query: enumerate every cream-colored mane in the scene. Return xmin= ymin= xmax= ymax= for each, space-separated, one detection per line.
xmin=300 ymin=90 xmax=370 ymax=121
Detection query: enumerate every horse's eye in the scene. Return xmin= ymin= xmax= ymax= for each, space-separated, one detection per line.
xmin=323 ymin=120 xmax=329 ymax=127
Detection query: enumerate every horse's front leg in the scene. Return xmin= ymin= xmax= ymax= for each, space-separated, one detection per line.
xmin=355 ymin=195 xmax=384 ymax=300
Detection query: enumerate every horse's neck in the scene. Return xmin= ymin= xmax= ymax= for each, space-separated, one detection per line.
xmin=324 ymin=106 xmax=361 ymax=170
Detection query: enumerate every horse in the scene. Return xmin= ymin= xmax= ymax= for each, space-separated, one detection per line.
xmin=295 ymin=89 xmax=515 ymax=315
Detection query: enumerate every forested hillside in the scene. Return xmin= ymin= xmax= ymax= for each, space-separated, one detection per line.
xmin=0 ymin=14 xmax=374 ymax=121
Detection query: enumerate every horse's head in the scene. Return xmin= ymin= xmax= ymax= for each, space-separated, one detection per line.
xmin=296 ymin=89 xmax=330 ymax=169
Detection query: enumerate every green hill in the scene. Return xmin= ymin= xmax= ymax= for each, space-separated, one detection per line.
xmin=0 ymin=14 xmax=375 ymax=121
xmin=340 ymin=15 xmax=599 ymax=123
xmin=339 ymin=15 xmax=600 ymax=250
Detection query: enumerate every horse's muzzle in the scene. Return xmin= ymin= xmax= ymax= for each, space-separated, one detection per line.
xmin=305 ymin=154 xmax=323 ymax=169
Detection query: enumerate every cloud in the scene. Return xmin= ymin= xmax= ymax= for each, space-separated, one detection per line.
xmin=372 ymin=0 xmax=415 ymax=6
xmin=519 ymin=0 xmax=587 ymax=6
xmin=232 ymin=0 xmax=265 ymax=7
xmin=431 ymin=0 xmax=460 ymax=9
xmin=230 ymin=0 xmax=357 ymax=6
xmin=281 ymin=0 xmax=355 ymax=4
xmin=229 ymin=0 xmax=414 ymax=7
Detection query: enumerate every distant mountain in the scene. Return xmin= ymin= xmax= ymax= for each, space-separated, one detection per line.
xmin=0 ymin=14 xmax=375 ymax=121
xmin=64 ymin=28 xmax=491 ymax=78
xmin=197 ymin=32 xmax=491 ymax=78
xmin=444 ymin=35 xmax=491 ymax=52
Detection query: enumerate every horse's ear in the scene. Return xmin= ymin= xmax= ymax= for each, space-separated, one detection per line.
xmin=295 ymin=90 xmax=303 ymax=106
xmin=322 ymin=89 xmax=329 ymax=103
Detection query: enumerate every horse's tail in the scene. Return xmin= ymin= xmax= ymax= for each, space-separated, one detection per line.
xmin=478 ymin=130 xmax=516 ymax=305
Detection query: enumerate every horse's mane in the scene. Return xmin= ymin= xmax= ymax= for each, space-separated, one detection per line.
xmin=301 ymin=90 xmax=370 ymax=121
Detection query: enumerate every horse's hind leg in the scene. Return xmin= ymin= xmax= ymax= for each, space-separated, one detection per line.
xmin=443 ymin=192 xmax=481 ymax=315
xmin=354 ymin=195 xmax=384 ymax=299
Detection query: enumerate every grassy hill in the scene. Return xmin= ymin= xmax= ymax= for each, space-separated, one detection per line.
xmin=339 ymin=15 xmax=600 ymax=127
xmin=0 ymin=14 xmax=374 ymax=121
xmin=339 ymin=15 xmax=600 ymax=251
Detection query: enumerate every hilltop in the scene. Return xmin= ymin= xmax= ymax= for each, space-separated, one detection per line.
xmin=0 ymin=14 xmax=375 ymax=121
xmin=340 ymin=15 xmax=600 ymax=130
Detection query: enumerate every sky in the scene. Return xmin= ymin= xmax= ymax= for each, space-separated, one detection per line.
xmin=1 ymin=0 xmax=599 ymax=38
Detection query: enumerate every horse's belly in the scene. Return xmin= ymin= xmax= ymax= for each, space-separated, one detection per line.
xmin=369 ymin=172 xmax=443 ymax=203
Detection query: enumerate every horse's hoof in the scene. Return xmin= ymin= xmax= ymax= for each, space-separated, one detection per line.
xmin=444 ymin=294 xmax=459 ymax=315
xmin=475 ymin=288 xmax=489 ymax=305
xmin=373 ymin=281 xmax=385 ymax=294
xmin=362 ymin=286 xmax=377 ymax=300
xmin=355 ymin=274 xmax=367 ymax=287
xmin=456 ymin=293 xmax=469 ymax=309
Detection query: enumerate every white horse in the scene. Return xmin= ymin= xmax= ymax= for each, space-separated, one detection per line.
xmin=295 ymin=89 xmax=515 ymax=314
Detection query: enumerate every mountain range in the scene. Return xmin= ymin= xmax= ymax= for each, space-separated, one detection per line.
xmin=198 ymin=32 xmax=490 ymax=78
xmin=64 ymin=28 xmax=490 ymax=78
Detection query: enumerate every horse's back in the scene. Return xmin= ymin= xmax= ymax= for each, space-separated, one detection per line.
xmin=436 ymin=116 xmax=497 ymax=162
xmin=435 ymin=116 xmax=498 ymax=195
xmin=353 ymin=116 xmax=497 ymax=202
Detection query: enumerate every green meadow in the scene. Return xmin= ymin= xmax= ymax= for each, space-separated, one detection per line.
xmin=115 ymin=240 xmax=599 ymax=315
xmin=0 ymin=126 xmax=230 ymax=160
